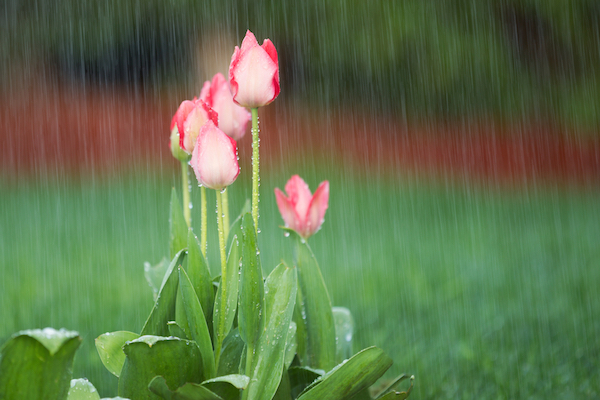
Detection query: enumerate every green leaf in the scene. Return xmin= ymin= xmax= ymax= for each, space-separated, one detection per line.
xmin=332 ymin=307 xmax=355 ymax=363
xmin=67 ymin=379 xmax=101 ymax=400
xmin=167 ymin=322 xmax=188 ymax=339
xmin=226 ymin=200 xmax=251 ymax=251
xmin=170 ymin=188 xmax=188 ymax=260
xmin=0 ymin=328 xmax=81 ymax=400
xmin=216 ymin=329 xmax=245 ymax=376
xmin=373 ymin=374 xmax=414 ymax=400
xmin=118 ymin=336 xmax=203 ymax=400
xmin=178 ymin=267 xmax=216 ymax=380
xmin=148 ymin=376 xmax=223 ymax=400
xmin=287 ymin=229 xmax=336 ymax=371
xmin=213 ymin=226 xmax=241 ymax=359
xmin=187 ymin=229 xmax=214 ymax=327
xmin=144 ymin=258 xmax=170 ymax=301
xmin=284 ymin=321 xmax=298 ymax=370
xmin=141 ymin=250 xmax=186 ymax=337
xmin=287 ymin=367 xmax=323 ymax=399
xmin=245 ymin=263 xmax=297 ymax=400
xmin=296 ymin=347 xmax=393 ymax=400
xmin=95 ymin=331 xmax=140 ymax=377
xmin=272 ymin=371 xmax=292 ymax=400
xmin=238 ymin=213 xmax=264 ymax=346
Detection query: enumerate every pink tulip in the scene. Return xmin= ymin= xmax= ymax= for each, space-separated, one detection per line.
xmin=200 ymin=73 xmax=251 ymax=141
xmin=191 ymin=120 xmax=240 ymax=190
xmin=169 ymin=115 xmax=189 ymax=161
xmin=229 ymin=30 xmax=280 ymax=108
xmin=275 ymin=175 xmax=330 ymax=239
xmin=174 ymin=99 xmax=218 ymax=153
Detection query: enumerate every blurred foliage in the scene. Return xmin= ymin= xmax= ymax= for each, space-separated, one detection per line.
xmin=2 ymin=0 xmax=600 ymax=127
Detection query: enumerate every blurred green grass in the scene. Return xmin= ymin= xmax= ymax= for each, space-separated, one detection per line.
xmin=1 ymin=165 xmax=599 ymax=398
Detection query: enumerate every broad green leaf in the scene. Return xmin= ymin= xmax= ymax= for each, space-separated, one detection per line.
xmin=0 ymin=328 xmax=81 ymax=400
xmin=67 ymin=379 xmax=101 ymax=400
xmin=226 ymin=199 xmax=251 ymax=252
xmin=238 ymin=213 xmax=264 ymax=346
xmin=284 ymin=321 xmax=298 ymax=370
xmin=217 ymin=329 xmax=245 ymax=376
xmin=178 ymin=267 xmax=216 ymax=380
xmin=202 ymin=374 xmax=249 ymax=389
xmin=141 ymin=250 xmax=186 ymax=336
xmin=374 ymin=374 xmax=414 ymax=400
xmin=118 ymin=336 xmax=202 ymax=400
xmin=287 ymin=229 xmax=336 ymax=371
xmin=272 ymin=371 xmax=292 ymax=400
xmin=332 ymin=307 xmax=354 ymax=363
xmin=167 ymin=322 xmax=188 ymax=339
xmin=148 ymin=376 xmax=223 ymax=400
xmin=187 ymin=229 xmax=214 ymax=326
xmin=202 ymin=374 xmax=249 ymax=400
xmin=245 ymin=263 xmax=297 ymax=400
xmin=287 ymin=367 xmax=322 ymax=400
xmin=144 ymin=258 xmax=169 ymax=300
xmin=296 ymin=347 xmax=393 ymax=400
xmin=170 ymin=188 xmax=188 ymax=260
xmin=213 ymin=225 xmax=241 ymax=360
xmin=95 ymin=331 xmax=140 ymax=377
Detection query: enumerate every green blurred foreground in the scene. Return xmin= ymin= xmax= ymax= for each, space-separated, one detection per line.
xmin=1 ymin=167 xmax=599 ymax=399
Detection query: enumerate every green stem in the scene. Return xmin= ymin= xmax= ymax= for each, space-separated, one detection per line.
xmin=214 ymin=189 xmax=227 ymax=366
xmin=200 ymin=186 xmax=207 ymax=256
xmin=242 ymin=343 xmax=255 ymax=400
xmin=222 ymin=188 xmax=230 ymax=240
xmin=251 ymin=107 xmax=260 ymax=233
xmin=181 ymin=160 xmax=191 ymax=228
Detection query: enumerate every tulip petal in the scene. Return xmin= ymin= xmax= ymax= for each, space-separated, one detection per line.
xmin=275 ymin=188 xmax=300 ymax=232
xmin=191 ymin=121 xmax=239 ymax=190
xmin=285 ymin=175 xmax=312 ymax=222
xmin=305 ymin=181 xmax=329 ymax=237
xmin=175 ymin=100 xmax=196 ymax=150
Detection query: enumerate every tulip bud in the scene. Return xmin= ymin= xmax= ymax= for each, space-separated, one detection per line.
xmin=174 ymin=99 xmax=218 ymax=154
xmin=201 ymin=73 xmax=251 ymax=141
xmin=190 ymin=120 xmax=240 ymax=190
xmin=169 ymin=119 xmax=190 ymax=162
xmin=275 ymin=175 xmax=329 ymax=239
xmin=229 ymin=30 xmax=280 ymax=108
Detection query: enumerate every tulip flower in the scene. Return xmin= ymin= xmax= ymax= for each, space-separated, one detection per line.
xmin=229 ymin=30 xmax=280 ymax=108
xmin=275 ymin=175 xmax=330 ymax=239
xmin=169 ymin=116 xmax=190 ymax=162
xmin=200 ymin=73 xmax=251 ymax=141
xmin=174 ymin=99 xmax=218 ymax=154
xmin=190 ymin=120 xmax=240 ymax=190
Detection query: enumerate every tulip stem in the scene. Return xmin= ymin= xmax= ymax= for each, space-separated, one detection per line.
xmin=200 ymin=186 xmax=207 ymax=256
xmin=222 ymin=188 xmax=230 ymax=240
xmin=181 ymin=160 xmax=191 ymax=228
xmin=214 ymin=188 xmax=228 ymax=367
xmin=251 ymin=107 xmax=260 ymax=233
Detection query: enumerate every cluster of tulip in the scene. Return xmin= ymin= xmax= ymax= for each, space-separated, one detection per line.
xmin=0 ymin=31 xmax=412 ymax=400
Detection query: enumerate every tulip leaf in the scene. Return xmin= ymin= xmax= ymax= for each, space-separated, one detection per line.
xmin=216 ymin=328 xmax=245 ymax=376
xmin=148 ymin=376 xmax=224 ymax=400
xmin=144 ymin=258 xmax=170 ymax=300
xmin=178 ymin=267 xmax=216 ymax=380
xmin=284 ymin=321 xmax=298 ymax=370
xmin=332 ymin=307 xmax=355 ymax=363
xmin=287 ymin=366 xmax=323 ymax=399
xmin=373 ymin=374 xmax=414 ymax=400
xmin=170 ymin=188 xmax=188 ymax=260
xmin=67 ymin=379 xmax=101 ymax=400
xmin=141 ymin=250 xmax=186 ymax=337
xmin=0 ymin=328 xmax=81 ymax=400
xmin=238 ymin=213 xmax=264 ymax=347
xmin=296 ymin=347 xmax=393 ymax=400
xmin=285 ymin=228 xmax=336 ymax=371
xmin=244 ymin=263 xmax=297 ymax=400
xmin=118 ymin=336 xmax=203 ymax=400
xmin=95 ymin=331 xmax=140 ymax=377
xmin=187 ymin=229 xmax=214 ymax=328
xmin=213 ymin=224 xmax=241 ymax=360
xmin=226 ymin=200 xmax=251 ymax=251
xmin=167 ymin=322 xmax=188 ymax=339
